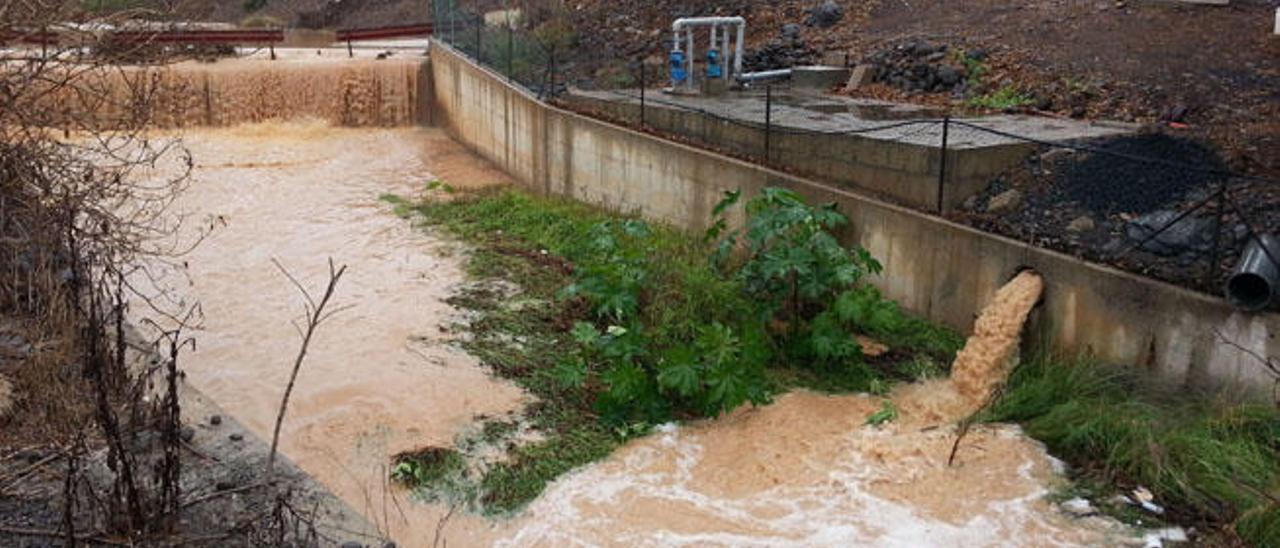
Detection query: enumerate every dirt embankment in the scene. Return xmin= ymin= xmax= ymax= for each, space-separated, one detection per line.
xmin=556 ymin=0 xmax=1277 ymax=176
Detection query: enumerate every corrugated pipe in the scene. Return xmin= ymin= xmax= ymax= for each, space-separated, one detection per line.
xmin=1225 ymin=233 xmax=1280 ymax=312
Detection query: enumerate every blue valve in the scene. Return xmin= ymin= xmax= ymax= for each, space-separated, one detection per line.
xmin=669 ymin=50 xmax=687 ymax=83
xmin=706 ymin=48 xmax=722 ymax=79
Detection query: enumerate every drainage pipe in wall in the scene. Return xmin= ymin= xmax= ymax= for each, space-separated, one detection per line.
xmin=1225 ymin=233 xmax=1280 ymax=312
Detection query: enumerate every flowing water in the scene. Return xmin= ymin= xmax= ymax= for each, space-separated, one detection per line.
xmin=131 ymin=122 xmax=522 ymax=544
xmin=35 ymin=55 xmax=426 ymax=128
xmin=117 ymin=54 xmax=1130 ymax=546
xmin=136 ymin=123 xmax=1126 ymax=546
xmin=488 ymin=271 xmax=1132 ymax=547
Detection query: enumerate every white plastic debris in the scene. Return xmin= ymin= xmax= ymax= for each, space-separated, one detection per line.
xmin=1061 ymin=497 xmax=1094 ymax=517
xmin=1143 ymin=526 xmax=1188 ymax=547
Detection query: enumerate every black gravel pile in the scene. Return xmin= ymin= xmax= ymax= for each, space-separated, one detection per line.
xmin=1054 ymin=134 xmax=1228 ymax=215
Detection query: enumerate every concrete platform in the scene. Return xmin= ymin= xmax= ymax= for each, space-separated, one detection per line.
xmin=567 ymin=88 xmax=1129 ymax=210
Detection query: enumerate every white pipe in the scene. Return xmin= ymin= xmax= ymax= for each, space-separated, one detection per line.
xmin=672 ymin=16 xmax=746 ymax=29
xmin=672 ymin=16 xmax=746 ymax=81
xmin=687 ymin=29 xmax=695 ymax=89
xmin=723 ymin=26 xmax=733 ymax=79
xmin=733 ymin=23 xmax=744 ymax=78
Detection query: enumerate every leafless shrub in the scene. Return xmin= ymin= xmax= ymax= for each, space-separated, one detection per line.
xmin=2 ymin=2 xmax=207 ymax=542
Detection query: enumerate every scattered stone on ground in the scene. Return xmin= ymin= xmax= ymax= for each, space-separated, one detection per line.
xmin=806 ymin=0 xmax=844 ymax=28
xmin=0 ymin=374 xmax=12 ymax=418
xmin=1067 ymin=215 xmax=1096 ymax=233
xmin=1061 ymin=497 xmax=1095 ymax=517
xmin=846 ymin=64 xmax=875 ymax=88
xmin=743 ymin=24 xmax=819 ymax=71
xmin=858 ymin=40 xmax=972 ymax=96
xmin=1125 ymin=210 xmax=1215 ymax=257
xmin=986 ymin=189 xmax=1023 ymax=213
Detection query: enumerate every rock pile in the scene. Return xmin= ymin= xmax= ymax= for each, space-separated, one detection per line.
xmin=742 ymin=24 xmax=818 ymax=72
xmin=862 ymin=41 xmax=972 ymax=94
xmin=805 ymin=0 xmax=844 ymax=28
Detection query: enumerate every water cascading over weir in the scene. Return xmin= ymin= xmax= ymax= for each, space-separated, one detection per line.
xmin=34 ymin=55 xmax=430 ymax=128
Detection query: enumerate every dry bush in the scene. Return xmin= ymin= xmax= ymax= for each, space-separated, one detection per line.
xmin=1 ymin=1 xmax=206 ymax=541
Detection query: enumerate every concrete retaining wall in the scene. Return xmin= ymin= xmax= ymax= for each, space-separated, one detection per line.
xmin=427 ymin=41 xmax=1280 ymax=395
xmin=566 ymin=94 xmax=1029 ymax=212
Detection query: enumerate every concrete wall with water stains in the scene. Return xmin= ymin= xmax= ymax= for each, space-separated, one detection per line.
xmin=426 ymin=41 xmax=1280 ymax=395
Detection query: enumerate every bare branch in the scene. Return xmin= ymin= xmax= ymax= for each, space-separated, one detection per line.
xmin=267 ymin=259 xmax=349 ymax=479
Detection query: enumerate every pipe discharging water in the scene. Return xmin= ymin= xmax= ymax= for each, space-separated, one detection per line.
xmin=949 ymin=270 xmax=1045 ymax=410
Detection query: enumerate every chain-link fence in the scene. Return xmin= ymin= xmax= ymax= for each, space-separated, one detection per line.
xmin=430 ymin=0 xmax=1280 ymax=303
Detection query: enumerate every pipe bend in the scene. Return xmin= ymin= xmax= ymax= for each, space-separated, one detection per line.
xmin=672 ymin=16 xmax=746 ymax=31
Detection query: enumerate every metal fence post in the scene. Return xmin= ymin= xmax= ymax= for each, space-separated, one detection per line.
xmin=507 ymin=24 xmax=514 ymax=82
xmin=475 ymin=13 xmax=482 ymax=62
xmin=639 ymin=63 xmax=646 ymax=128
xmin=1207 ymin=177 xmax=1230 ymax=289
xmin=764 ymin=85 xmax=773 ymax=164
xmin=937 ymin=116 xmax=950 ymax=214
xmin=347 ymin=39 xmax=353 ymax=58
xmin=547 ymin=50 xmax=557 ymax=99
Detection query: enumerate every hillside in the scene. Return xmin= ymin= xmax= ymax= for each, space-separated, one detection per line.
xmin=99 ymin=0 xmax=1277 ymax=176
xmin=555 ymin=0 xmax=1278 ymax=176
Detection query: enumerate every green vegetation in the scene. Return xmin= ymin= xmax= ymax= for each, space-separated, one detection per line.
xmin=985 ymin=355 xmax=1280 ymax=546
xmin=968 ymin=85 xmax=1034 ymax=110
xmin=865 ymin=399 xmax=899 ymax=426
xmin=241 ymin=0 xmax=267 ymax=13
xmin=956 ymin=51 xmax=1033 ymax=111
xmin=383 ymin=187 xmax=960 ymax=514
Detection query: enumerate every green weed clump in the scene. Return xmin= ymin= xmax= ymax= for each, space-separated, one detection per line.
xmin=986 ymin=356 xmax=1280 ymax=546
xmin=385 ymin=187 xmax=960 ymax=513
xmin=968 ymin=85 xmax=1034 ymax=110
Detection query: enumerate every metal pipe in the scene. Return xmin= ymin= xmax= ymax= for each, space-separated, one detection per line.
xmin=737 ymin=68 xmax=792 ymax=82
xmin=687 ymin=28 xmax=695 ymax=90
xmin=721 ymin=25 xmax=731 ymax=79
xmin=1225 ymin=233 xmax=1280 ymax=312
xmin=733 ymin=21 xmax=744 ymax=78
xmin=672 ymin=16 xmax=746 ymax=29
xmin=672 ymin=17 xmax=746 ymax=81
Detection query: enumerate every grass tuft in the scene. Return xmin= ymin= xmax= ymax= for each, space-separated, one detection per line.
xmin=985 ymin=355 xmax=1280 ymax=546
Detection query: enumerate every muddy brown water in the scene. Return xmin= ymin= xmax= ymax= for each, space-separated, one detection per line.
xmin=132 ymin=123 xmax=1129 ymax=546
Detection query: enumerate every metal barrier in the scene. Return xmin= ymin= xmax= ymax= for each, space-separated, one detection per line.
xmin=335 ymin=23 xmax=434 ymax=42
